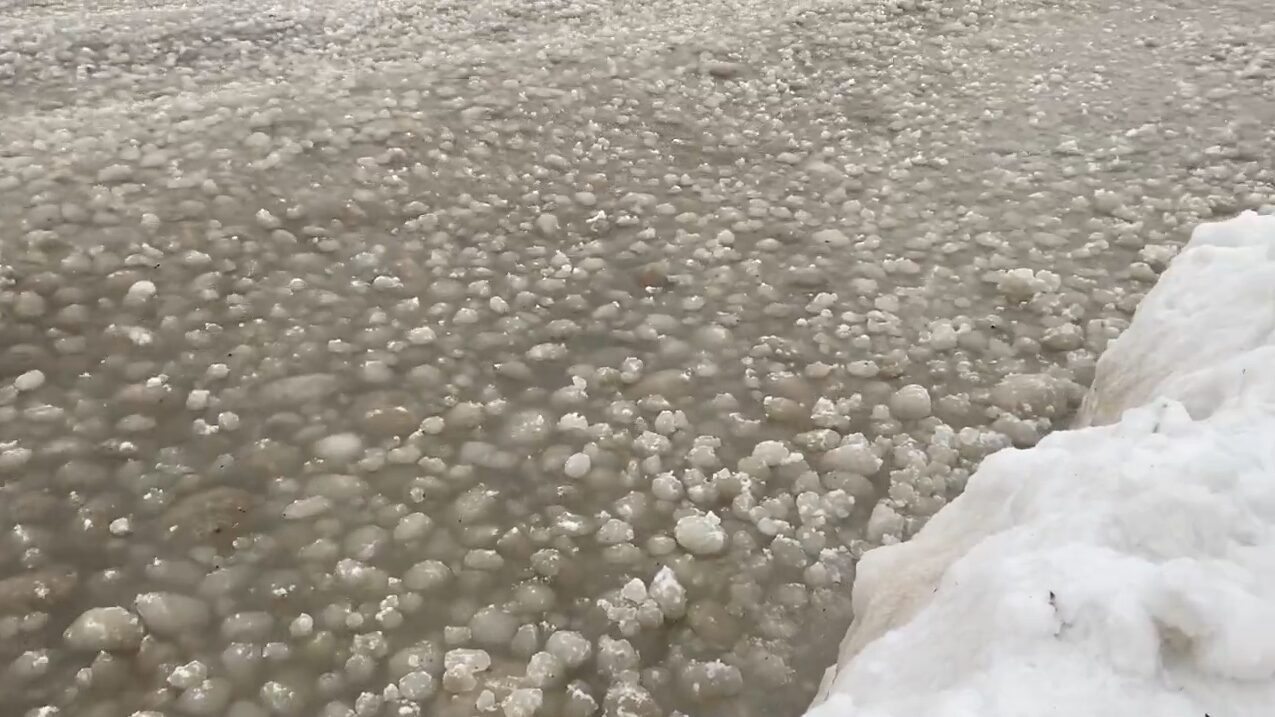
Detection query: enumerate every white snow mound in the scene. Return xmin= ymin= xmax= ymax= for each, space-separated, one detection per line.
xmin=806 ymin=211 xmax=1275 ymax=717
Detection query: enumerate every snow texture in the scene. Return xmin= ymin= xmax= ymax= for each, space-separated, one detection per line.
xmin=806 ymin=212 xmax=1275 ymax=717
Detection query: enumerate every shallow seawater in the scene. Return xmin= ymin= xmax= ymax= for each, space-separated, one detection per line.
xmin=2 ymin=0 xmax=1273 ymax=715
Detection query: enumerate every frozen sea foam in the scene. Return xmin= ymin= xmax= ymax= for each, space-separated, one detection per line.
xmin=805 ymin=211 xmax=1275 ymax=717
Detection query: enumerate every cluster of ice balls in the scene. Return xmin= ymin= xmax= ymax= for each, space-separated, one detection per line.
xmin=3 ymin=0 xmax=1274 ymax=714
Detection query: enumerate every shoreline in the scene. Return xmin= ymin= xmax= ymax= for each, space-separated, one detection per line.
xmin=806 ymin=211 xmax=1275 ymax=717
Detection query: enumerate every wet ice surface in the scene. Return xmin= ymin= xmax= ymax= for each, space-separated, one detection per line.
xmin=1 ymin=0 xmax=1273 ymax=715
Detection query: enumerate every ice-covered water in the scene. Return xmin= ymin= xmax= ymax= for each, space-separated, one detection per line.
xmin=1 ymin=0 xmax=1273 ymax=715
xmin=805 ymin=212 xmax=1275 ymax=717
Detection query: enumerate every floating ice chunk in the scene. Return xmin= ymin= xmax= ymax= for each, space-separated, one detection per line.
xmin=134 ymin=592 xmax=210 ymax=636
xmin=502 ymin=688 xmax=542 ymax=717
xmin=1042 ymin=323 xmax=1084 ymax=351
xmin=536 ymin=213 xmax=559 ymax=236
xmin=991 ymin=373 xmax=1074 ymax=418
xmin=596 ymin=518 xmax=634 ymax=545
xmin=506 ymin=410 xmax=552 ymax=445
xmin=288 ymin=614 xmax=313 ymax=638
xmin=634 ymin=431 xmax=672 ymax=456
xmin=596 ymin=636 xmax=639 ymax=678
xmin=470 ymin=606 xmax=517 ymax=647
xmin=408 ymin=326 xmax=437 ymax=344
xmin=179 ymin=678 xmax=234 ymax=715
xmin=889 ymin=385 xmax=932 ymax=421
xmin=314 ymin=433 xmax=364 ymax=464
xmin=14 ymin=370 xmax=45 ymax=392
xmin=563 ymin=681 xmax=599 ymax=717
xmin=259 ymin=681 xmax=301 ymax=715
xmin=846 ymin=360 xmax=879 ymax=378
xmin=125 ymin=280 xmax=157 ymax=305
xmin=680 ymin=660 xmax=744 ymax=701
xmin=64 ymin=607 xmax=143 ymax=651
xmin=443 ymin=648 xmax=491 ymax=692
xmin=526 ymin=651 xmax=565 ymax=688
xmin=372 ymin=275 xmax=403 ymax=290
xmin=186 ymin=389 xmax=210 ymax=411
xmin=393 ymin=513 xmax=433 ymax=541
xmin=255 ymin=209 xmax=282 ymax=229
xmin=0 ymin=446 xmax=32 ymax=472
xmin=619 ymin=578 xmax=648 ymax=604
xmin=821 ymin=435 xmax=882 ymax=474
xmin=564 ymin=452 xmax=592 ymax=478
xmin=168 ymin=660 xmax=209 ymax=689
xmin=649 ymin=567 xmax=687 ymax=619
xmin=283 ymin=496 xmax=331 ymax=520
xmin=603 ymin=678 xmax=657 ymax=717
xmin=674 ymin=512 xmax=728 ymax=555
xmin=751 ymin=440 xmax=792 ymax=467
xmin=810 ymin=397 xmax=847 ymax=430
xmin=545 ymin=631 xmax=591 ymax=668
xmin=927 ymin=320 xmax=959 ymax=351
xmin=398 ymin=671 xmax=436 ymax=701
xmin=652 ymin=473 xmax=684 ymax=501
xmin=97 ymin=164 xmax=133 ymax=183
xmin=997 ymin=267 xmax=1061 ymax=300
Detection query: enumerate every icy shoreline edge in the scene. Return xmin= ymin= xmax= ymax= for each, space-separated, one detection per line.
xmin=804 ymin=211 xmax=1275 ymax=717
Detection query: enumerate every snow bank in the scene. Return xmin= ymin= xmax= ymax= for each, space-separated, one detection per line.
xmin=1078 ymin=210 xmax=1275 ymax=427
xmin=805 ymin=211 xmax=1275 ymax=717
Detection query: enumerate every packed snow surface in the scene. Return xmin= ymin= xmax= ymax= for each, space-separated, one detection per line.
xmin=806 ymin=212 xmax=1275 ymax=717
